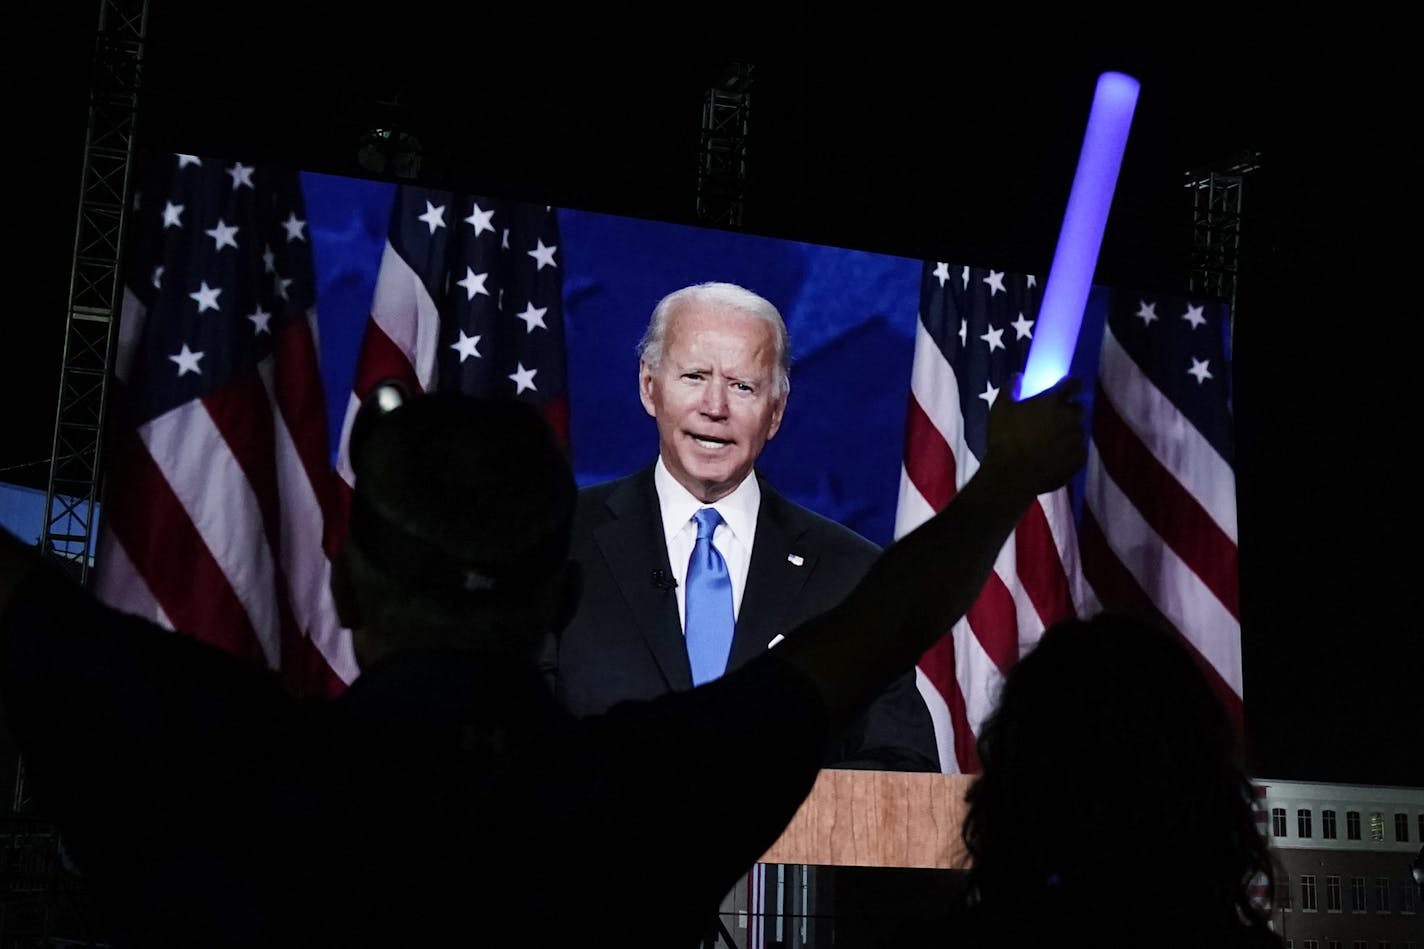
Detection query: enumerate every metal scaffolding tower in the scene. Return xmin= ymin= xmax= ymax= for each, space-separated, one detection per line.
xmin=1184 ymin=150 xmax=1261 ymax=339
xmin=9 ymin=0 xmax=147 ymax=833
xmin=40 ymin=0 xmax=148 ymax=585
xmin=696 ymin=63 xmax=753 ymax=229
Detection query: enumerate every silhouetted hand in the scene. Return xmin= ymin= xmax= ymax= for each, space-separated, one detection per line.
xmin=980 ymin=374 xmax=1087 ymax=499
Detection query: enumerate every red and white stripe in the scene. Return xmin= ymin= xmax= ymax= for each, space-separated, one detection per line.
xmin=331 ymin=241 xmax=437 ymax=545
xmin=1080 ymin=323 xmax=1242 ymax=728
xmin=896 ymin=317 xmax=1084 ymax=774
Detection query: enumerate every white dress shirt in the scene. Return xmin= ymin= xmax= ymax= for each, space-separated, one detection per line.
xmin=652 ymin=456 xmax=760 ymax=633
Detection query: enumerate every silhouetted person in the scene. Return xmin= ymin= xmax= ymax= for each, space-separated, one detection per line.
xmin=891 ymin=612 xmax=1281 ymax=948
xmin=0 ymin=375 xmax=1085 ymax=949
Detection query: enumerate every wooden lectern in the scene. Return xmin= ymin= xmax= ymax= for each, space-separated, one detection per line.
xmin=760 ymin=769 xmax=975 ymax=870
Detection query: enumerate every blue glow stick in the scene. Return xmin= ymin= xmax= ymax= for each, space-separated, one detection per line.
xmin=1019 ymin=71 xmax=1140 ymax=399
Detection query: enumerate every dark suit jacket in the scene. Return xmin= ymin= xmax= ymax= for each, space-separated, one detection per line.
xmin=554 ymin=464 xmax=940 ymax=772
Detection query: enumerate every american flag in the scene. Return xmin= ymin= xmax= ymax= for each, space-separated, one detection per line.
xmin=1078 ymin=290 xmax=1241 ymax=730
xmin=895 ymin=262 xmax=1084 ymax=773
xmin=896 ymin=260 xmax=1241 ymax=773
xmin=93 ymin=152 xmax=355 ymax=698
xmin=331 ymin=186 xmax=569 ymax=542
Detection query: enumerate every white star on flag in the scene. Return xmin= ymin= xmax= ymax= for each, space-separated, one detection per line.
xmin=206 ymin=219 xmax=239 ymax=251
xmin=1010 ymin=312 xmax=1034 ymax=339
xmin=169 ymin=343 xmax=204 ymax=376
xmin=162 ymin=202 xmax=185 ymax=229
xmin=515 ymin=302 xmax=548 ymax=333
xmin=281 ymin=212 xmax=307 ymax=243
xmin=983 ymin=270 xmax=1006 ymax=295
xmin=932 ymin=262 xmax=951 ymax=287
xmin=189 ymin=281 xmax=222 ymax=313
xmin=419 ymin=201 xmax=447 ymax=235
xmin=465 ymin=203 xmax=496 ymax=237
xmin=980 ymin=325 xmax=1005 ymax=352
xmin=1188 ymin=357 xmax=1213 ymax=384
xmin=227 ymin=162 xmax=256 ymax=190
xmin=508 ymin=362 xmax=538 ymax=394
xmin=527 ymin=240 xmax=558 ymax=270
xmin=1136 ymin=300 xmax=1159 ymax=325
xmin=457 ymin=268 xmax=490 ymax=300
xmin=1181 ymin=303 xmax=1207 ymax=329
xmin=450 ymin=331 xmax=482 ymax=362
xmin=248 ymin=306 xmax=272 ymax=335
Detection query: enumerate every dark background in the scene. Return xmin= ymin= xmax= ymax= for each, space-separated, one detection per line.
xmin=12 ymin=5 xmax=1420 ymax=786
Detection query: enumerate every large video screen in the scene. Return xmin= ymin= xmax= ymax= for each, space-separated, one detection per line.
xmin=97 ymin=149 xmax=1238 ymax=779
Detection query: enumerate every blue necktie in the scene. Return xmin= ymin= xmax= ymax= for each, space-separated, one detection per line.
xmin=685 ymin=508 xmax=734 ymax=686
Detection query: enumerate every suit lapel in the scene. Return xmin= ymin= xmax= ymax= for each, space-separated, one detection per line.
xmin=727 ymin=477 xmax=816 ymax=671
xmin=593 ymin=469 xmax=694 ymax=691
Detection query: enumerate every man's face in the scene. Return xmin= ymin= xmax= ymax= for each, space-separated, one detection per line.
xmin=640 ymin=302 xmax=786 ymax=503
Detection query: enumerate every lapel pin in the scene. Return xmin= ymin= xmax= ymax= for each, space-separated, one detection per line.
xmin=768 ymin=634 xmax=786 ymax=649
xmin=786 ymin=553 xmax=804 ymax=566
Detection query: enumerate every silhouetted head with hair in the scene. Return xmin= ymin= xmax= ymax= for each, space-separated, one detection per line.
xmin=332 ymin=385 xmax=580 ymax=670
xmin=958 ymin=611 xmax=1277 ymax=946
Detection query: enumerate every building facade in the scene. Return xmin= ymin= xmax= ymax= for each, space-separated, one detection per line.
xmin=1256 ymin=778 xmax=1423 ymax=949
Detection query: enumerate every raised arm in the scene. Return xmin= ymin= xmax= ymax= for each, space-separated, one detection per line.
xmin=777 ymin=375 xmax=1086 ymax=728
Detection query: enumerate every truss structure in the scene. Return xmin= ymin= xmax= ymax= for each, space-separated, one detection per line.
xmin=40 ymin=0 xmax=148 ymax=585
xmin=696 ymin=63 xmax=753 ymax=229
xmin=1184 ymin=150 xmax=1261 ymax=338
